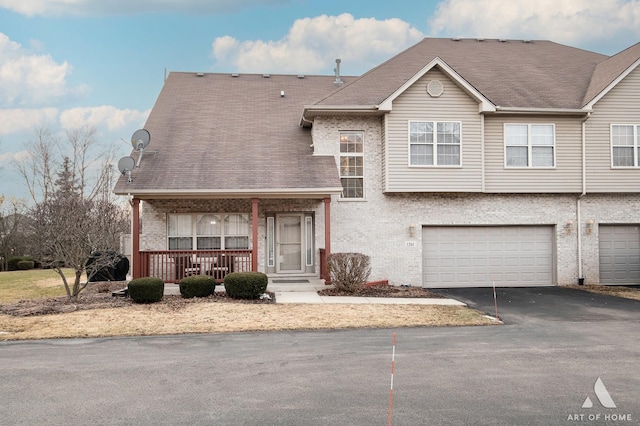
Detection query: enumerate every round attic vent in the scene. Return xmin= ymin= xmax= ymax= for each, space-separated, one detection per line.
xmin=427 ymin=80 xmax=444 ymax=97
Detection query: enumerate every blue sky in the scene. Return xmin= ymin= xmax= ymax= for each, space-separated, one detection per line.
xmin=1 ymin=0 xmax=640 ymax=201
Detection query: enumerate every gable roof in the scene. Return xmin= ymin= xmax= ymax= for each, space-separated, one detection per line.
xmin=583 ymin=41 xmax=640 ymax=108
xmin=310 ymin=38 xmax=612 ymax=111
xmin=114 ymin=72 xmax=348 ymax=197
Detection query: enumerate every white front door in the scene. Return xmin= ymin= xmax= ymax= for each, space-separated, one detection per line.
xmin=276 ymin=214 xmax=303 ymax=273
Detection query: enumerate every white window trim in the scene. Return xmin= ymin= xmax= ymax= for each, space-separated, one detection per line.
xmin=407 ymin=120 xmax=463 ymax=168
xmin=503 ymin=123 xmax=556 ymax=169
xmin=339 ymin=131 xmax=365 ymax=200
xmin=610 ymin=124 xmax=640 ymax=168
xmin=167 ymin=213 xmax=250 ymax=250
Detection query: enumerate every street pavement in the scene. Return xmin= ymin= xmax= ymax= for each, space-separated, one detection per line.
xmin=0 ymin=287 xmax=638 ymax=425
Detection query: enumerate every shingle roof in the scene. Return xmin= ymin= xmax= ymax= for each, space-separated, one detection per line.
xmin=114 ymin=73 xmax=348 ymax=196
xmin=115 ymin=38 xmax=640 ymax=196
xmin=313 ymin=38 xmax=610 ymax=109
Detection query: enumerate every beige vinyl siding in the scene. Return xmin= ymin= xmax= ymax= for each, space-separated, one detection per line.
xmin=586 ymin=66 xmax=640 ymax=193
xmin=384 ymin=68 xmax=483 ymax=192
xmin=484 ymin=115 xmax=583 ymax=193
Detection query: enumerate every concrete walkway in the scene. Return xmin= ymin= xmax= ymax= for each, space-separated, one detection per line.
xmin=163 ymin=280 xmax=466 ymax=306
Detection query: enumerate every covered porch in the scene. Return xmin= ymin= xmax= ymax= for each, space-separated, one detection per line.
xmin=129 ymin=197 xmax=334 ymax=282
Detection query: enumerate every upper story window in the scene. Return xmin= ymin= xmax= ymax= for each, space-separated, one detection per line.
xmin=168 ymin=213 xmax=250 ymax=250
xmin=505 ymin=123 xmax=555 ymax=168
xmin=611 ymin=125 xmax=640 ymax=167
xmin=409 ymin=121 xmax=461 ymax=166
xmin=339 ymin=131 xmax=364 ymax=199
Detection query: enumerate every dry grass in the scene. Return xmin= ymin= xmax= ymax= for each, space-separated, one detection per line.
xmin=567 ymin=284 xmax=640 ymax=301
xmin=0 ymin=269 xmax=72 ymax=303
xmin=0 ymin=303 xmax=495 ymax=341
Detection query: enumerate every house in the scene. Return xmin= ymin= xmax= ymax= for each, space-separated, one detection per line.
xmin=114 ymin=38 xmax=640 ymax=288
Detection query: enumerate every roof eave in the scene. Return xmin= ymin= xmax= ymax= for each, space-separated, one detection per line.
xmin=300 ymin=105 xmax=381 ymax=127
xmin=113 ymin=187 xmax=344 ymax=199
xmin=491 ymin=106 xmax=592 ymax=116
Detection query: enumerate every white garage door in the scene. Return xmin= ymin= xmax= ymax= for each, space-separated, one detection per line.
xmin=599 ymin=225 xmax=640 ymax=285
xmin=422 ymin=226 xmax=554 ymax=288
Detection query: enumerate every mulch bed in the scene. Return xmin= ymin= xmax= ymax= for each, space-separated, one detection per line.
xmin=0 ymin=282 xmax=275 ymax=317
xmin=318 ymin=284 xmax=444 ymax=298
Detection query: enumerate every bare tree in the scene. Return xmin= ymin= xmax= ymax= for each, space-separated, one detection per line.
xmin=0 ymin=196 xmax=27 ymax=271
xmin=15 ymin=126 xmax=130 ymax=301
xmin=13 ymin=127 xmax=58 ymax=204
xmin=28 ymin=160 xmax=129 ymax=301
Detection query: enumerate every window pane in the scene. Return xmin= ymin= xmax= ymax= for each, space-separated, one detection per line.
xmin=410 ymin=144 xmax=433 ymax=165
xmin=225 ymin=214 xmax=249 ymax=235
xmin=531 ymin=125 xmax=554 ymax=146
xmin=340 ymin=156 xmax=363 ymax=176
xmin=340 ymin=132 xmax=363 ymax=153
xmin=169 ymin=237 xmax=192 ymax=250
xmin=437 ymin=122 xmax=460 ymax=145
xmin=197 ymin=237 xmax=221 ymax=250
xmin=505 ymin=124 xmax=528 ymax=146
xmin=532 ymin=146 xmax=554 ymax=167
xmin=410 ymin=122 xmax=433 ymax=144
xmin=437 ymin=145 xmax=460 ymax=166
xmin=612 ymin=125 xmax=634 ymax=146
xmin=506 ymin=146 xmax=528 ymax=166
xmin=613 ymin=147 xmax=634 ymax=166
xmin=168 ymin=214 xmax=191 ymax=236
xmin=341 ymin=178 xmax=363 ymax=198
xmin=197 ymin=214 xmax=220 ymax=235
xmin=225 ymin=236 xmax=249 ymax=250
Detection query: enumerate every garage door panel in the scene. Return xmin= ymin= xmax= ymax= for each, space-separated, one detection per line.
xmin=600 ymin=225 xmax=640 ymax=285
xmin=423 ymin=226 xmax=554 ymax=288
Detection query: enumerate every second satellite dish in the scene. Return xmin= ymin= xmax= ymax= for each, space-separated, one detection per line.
xmin=118 ymin=156 xmax=135 ymax=183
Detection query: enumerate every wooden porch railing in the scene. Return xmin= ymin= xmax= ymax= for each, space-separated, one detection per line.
xmin=139 ymin=250 xmax=253 ymax=283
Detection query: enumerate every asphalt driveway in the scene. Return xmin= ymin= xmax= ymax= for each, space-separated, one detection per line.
xmin=433 ymin=286 xmax=640 ymax=323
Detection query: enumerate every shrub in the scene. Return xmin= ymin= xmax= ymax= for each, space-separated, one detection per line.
xmin=8 ymin=256 xmax=36 ymax=271
xmin=128 ymin=277 xmax=164 ymax=303
xmin=179 ymin=275 xmax=217 ymax=298
xmin=224 ymin=272 xmax=268 ymax=300
xmin=327 ymin=252 xmax=371 ymax=293
xmin=16 ymin=260 xmax=35 ymax=270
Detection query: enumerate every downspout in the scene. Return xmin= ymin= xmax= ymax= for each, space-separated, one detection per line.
xmin=576 ymin=112 xmax=591 ymax=284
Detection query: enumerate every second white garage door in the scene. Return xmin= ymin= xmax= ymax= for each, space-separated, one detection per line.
xmin=599 ymin=225 xmax=640 ymax=285
xmin=422 ymin=226 xmax=554 ymax=288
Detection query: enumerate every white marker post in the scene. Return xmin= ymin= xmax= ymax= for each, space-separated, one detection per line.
xmin=388 ymin=333 xmax=396 ymax=426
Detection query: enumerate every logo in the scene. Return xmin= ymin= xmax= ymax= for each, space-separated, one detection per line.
xmin=582 ymin=377 xmax=616 ymax=409
xmin=566 ymin=378 xmax=633 ymax=423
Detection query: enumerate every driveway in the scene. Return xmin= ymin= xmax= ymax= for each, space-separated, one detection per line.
xmin=433 ymin=286 xmax=640 ymax=323
xmin=0 ymin=287 xmax=639 ymax=425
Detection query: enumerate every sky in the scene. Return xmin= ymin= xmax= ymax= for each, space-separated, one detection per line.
xmin=1 ymin=0 xmax=640 ymax=202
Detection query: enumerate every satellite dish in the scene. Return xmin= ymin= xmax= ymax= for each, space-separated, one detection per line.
xmin=118 ymin=156 xmax=135 ymax=183
xmin=130 ymin=129 xmax=151 ymax=167
xmin=131 ymin=129 xmax=150 ymax=150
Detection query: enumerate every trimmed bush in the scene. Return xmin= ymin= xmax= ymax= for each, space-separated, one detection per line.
xmin=16 ymin=260 xmax=35 ymax=270
xmin=128 ymin=277 xmax=164 ymax=303
xmin=179 ymin=275 xmax=217 ymax=298
xmin=224 ymin=272 xmax=268 ymax=300
xmin=327 ymin=252 xmax=371 ymax=293
xmin=8 ymin=256 xmax=36 ymax=271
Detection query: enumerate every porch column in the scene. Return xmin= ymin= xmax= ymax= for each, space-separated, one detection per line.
xmin=324 ymin=197 xmax=331 ymax=256
xmin=132 ymin=197 xmax=141 ymax=279
xmin=251 ymin=198 xmax=259 ymax=271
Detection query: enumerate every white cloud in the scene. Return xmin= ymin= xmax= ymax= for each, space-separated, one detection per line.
xmin=0 ymin=108 xmax=59 ymax=135
xmin=59 ymin=106 xmax=149 ymax=132
xmin=0 ymin=0 xmax=288 ymax=16
xmin=0 ymin=33 xmax=87 ymax=107
xmin=429 ymin=0 xmax=640 ymax=52
xmin=212 ymin=13 xmax=424 ymax=74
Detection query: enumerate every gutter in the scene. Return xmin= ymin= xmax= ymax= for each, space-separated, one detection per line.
xmin=576 ymin=112 xmax=591 ymax=284
xmin=494 ymin=106 xmax=591 ymax=116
